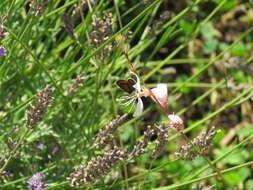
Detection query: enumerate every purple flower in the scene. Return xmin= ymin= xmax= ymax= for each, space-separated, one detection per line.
xmin=2 ymin=171 xmax=12 ymax=176
xmin=37 ymin=142 xmax=44 ymax=150
xmin=0 ymin=46 xmax=6 ymax=56
xmin=27 ymin=173 xmax=48 ymax=190
xmin=51 ymin=147 xmax=59 ymax=154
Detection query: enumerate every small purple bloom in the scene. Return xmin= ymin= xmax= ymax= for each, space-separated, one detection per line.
xmin=27 ymin=173 xmax=48 ymax=190
xmin=0 ymin=46 xmax=6 ymax=56
xmin=2 ymin=171 xmax=12 ymax=176
xmin=51 ymin=147 xmax=59 ymax=154
xmin=37 ymin=142 xmax=44 ymax=150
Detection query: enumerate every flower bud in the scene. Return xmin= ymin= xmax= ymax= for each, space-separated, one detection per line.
xmin=168 ymin=114 xmax=184 ymax=131
xmin=151 ymin=84 xmax=168 ymax=109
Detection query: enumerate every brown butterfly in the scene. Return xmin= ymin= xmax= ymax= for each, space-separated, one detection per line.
xmin=116 ymin=78 xmax=136 ymax=94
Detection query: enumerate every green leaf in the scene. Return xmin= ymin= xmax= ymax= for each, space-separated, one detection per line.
xmin=215 ymin=147 xmax=246 ymax=165
xmin=238 ymin=167 xmax=251 ymax=181
xmin=231 ymin=43 xmax=246 ymax=56
xmin=219 ymin=42 xmax=229 ymax=51
xmin=213 ymin=128 xmax=226 ymax=143
xmin=176 ymin=75 xmax=191 ymax=94
xmin=246 ymin=179 xmax=253 ymax=190
xmin=224 ymin=171 xmax=241 ymax=185
xmin=201 ymin=22 xmax=216 ymax=39
xmin=203 ymin=39 xmax=218 ymax=54
xmin=179 ymin=20 xmax=196 ymax=34
xmin=121 ymin=125 xmax=133 ymax=142
xmin=236 ymin=125 xmax=253 ymax=138
xmin=214 ymin=0 xmax=238 ymax=11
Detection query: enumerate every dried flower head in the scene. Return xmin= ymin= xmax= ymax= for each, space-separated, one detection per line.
xmin=91 ymin=13 xmax=113 ymax=58
xmin=71 ymin=0 xmax=86 ymax=19
xmin=27 ymin=173 xmax=48 ymax=190
xmin=128 ymin=125 xmax=154 ymax=160
xmin=64 ymin=74 xmax=84 ymax=96
xmin=168 ymin=114 xmax=184 ymax=131
xmin=94 ymin=114 xmax=128 ymax=149
xmin=6 ymin=138 xmax=18 ymax=150
xmin=0 ymin=16 xmax=8 ymax=41
xmin=149 ymin=11 xmax=174 ymax=35
xmin=71 ymin=0 xmax=96 ymax=19
xmin=175 ymin=127 xmax=217 ymax=160
xmin=63 ymin=13 xmax=78 ymax=41
xmin=26 ymin=87 xmax=54 ymax=129
xmin=67 ymin=146 xmax=127 ymax=186
xmin=152 ymin=124 xmax=170 ymax=157
xmin=29 ymin=0 xmax=48 ymax=17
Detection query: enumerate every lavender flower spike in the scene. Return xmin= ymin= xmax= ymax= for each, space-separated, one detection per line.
xmin=27 ymin=173 xmax=48 ymax=190
xmin=0 ymin=46 xmax=6 ymax=56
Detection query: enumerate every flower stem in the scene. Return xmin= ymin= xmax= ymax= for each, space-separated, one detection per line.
xmin=178 ymin=130 xmax=224 ymax=181
xmin=0 ymin=128 xmax=29 ymax=173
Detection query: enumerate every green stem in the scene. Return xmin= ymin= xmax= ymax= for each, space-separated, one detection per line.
xmin=172 ymin=24 xmax=253 ymax=94
xmin=68 ymin=0 xmax=162 ymax=74
xmin=179 ymin=131 xmax=224 ymax=181
xmin=0 ymin=164 xmax=57 ymax=188
xmin=153 ymin=161 xmax=253 ymax=190
xmin=168 ymin=85 xmax=253 ymax=142
xmin=186 ymin=134 xmax=253 ymax=181
xmin=0 ymin=129 xmax=29 ymax=173
xmin=113 ymin=0 xmax=123 ymax=29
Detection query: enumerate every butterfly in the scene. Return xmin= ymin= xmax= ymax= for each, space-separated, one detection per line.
xmin=116 ymin=78 xmax=136 ymax=94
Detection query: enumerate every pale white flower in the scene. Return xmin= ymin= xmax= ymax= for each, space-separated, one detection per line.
xmin=116 ymin=72 xmax=144 ymax=117
xmin=151 ymin=84 xmax=168 ymax=109
xmin=131 ymin=72 xmax=144 ymax=117
xmin=168 ymin=114 xmax=184 ymax=131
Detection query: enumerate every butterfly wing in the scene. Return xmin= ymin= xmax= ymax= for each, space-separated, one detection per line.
xmin=116 ymin=79 xmax=136 ymax=94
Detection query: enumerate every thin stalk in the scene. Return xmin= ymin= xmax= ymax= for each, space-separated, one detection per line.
xmin=168 ymin=85 xmax=253 ymax=142
xmin=0 ymin=129 xmax=29 ymax=173
xmin=86 ymin=0 xmax=93 ymax=11
xmin=186 ymin=134 xmax=253 ymax=181
xmin=172 ymin=25 xmax=253 ymax=94
xmin=68 ymin=0 xmax=162 ymax=74
xmin=157 ymin=0 xmax=203 ymax=35
xmin=177 ymin=80 xmax=225 ymax=115
xmin=5 ymin=28 xmax=61 ymax=92
xmin=45 ymin=0 xmax=79 ymax=18
xmin=146 ymin=82 xmax=225 ymax=88
xmin=111 ymin=159 xmax=179 ymax=188
xmin=113 ymin=0 xmax=123 ymax=29
xmin=146 ymin=58 xmax=209 ymax=65
xmin=80 ymin=0 xmax=91 ymax=44
xmin=145 ymin=0 xmax=228 ymax=81
xmin=0 ymin=164 xmax=57 ymax=188
xmin=178 ymin=131 xmax=224 ymax=181
xmin=153 ymin=161 xmax=253 ymax=190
